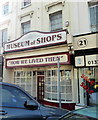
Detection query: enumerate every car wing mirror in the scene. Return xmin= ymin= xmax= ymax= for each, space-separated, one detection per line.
xmin=24 ymin=100 xmax=38 ymax=110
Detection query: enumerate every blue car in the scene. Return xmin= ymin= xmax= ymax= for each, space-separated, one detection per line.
xmin=0 ymin=82 xmax=69 ymax=120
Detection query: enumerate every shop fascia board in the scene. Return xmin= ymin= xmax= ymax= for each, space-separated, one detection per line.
xmin=4 ymin=44 xmax=68 ymax=59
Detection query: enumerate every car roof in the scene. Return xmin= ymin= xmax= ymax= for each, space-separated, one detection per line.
xmin=0 ymin=82 xmax=33 ymax=98
xmin=0 ymin=82 xmax=17 ymax=86
xmin=73 ymin=106 xmax=98 ymax=119
xmin=0 ymin=82 xmax=40 ymax=105
xmin=0 ymin=82 xmax=25 ymax=90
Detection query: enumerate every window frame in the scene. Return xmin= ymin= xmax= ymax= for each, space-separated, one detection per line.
xmin=89 ymin=4 xmax=98 ymax=32
xmin=49 ymin=11 xmax=63 ymax=32
xmin=22 ymin=0 xmax=31 ymax=8
xmin=44 ymin=70 xmax=72 ymax=102
xmin=2 ymin=2 xmax=9 ymax=15
xmin=14 ymin=71 xmax=35 ymax=96
xmin=0 ymin=28 xmax=8 ymax=47
xmin=21 ymin=21 xmax=31 ymax=35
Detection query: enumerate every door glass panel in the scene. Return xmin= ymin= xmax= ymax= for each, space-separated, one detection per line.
xmin=37 ymin=76 xmax=44 ymax=101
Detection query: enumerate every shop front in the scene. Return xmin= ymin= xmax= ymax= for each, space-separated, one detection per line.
xmin=3 ymin=30 xmax=76 ymax=110
xmin=74 ymin=32 xmax=98 ymax=108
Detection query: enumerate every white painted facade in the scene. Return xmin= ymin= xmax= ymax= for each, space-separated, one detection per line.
xmin=0 ymin=0 xmax=91 ymax=42
xmin=1 ymin=0 xmax=97 ymax=109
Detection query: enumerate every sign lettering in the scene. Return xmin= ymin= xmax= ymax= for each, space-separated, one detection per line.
xmin=4 ymin=31 xmax=67 ymax=52
xmin=86 ymin=55 xmax=98 ymax=66
xmin=6 ymin=54 xmax=69 ymax=68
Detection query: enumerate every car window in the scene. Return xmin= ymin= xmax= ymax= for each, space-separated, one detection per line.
xmin=0 ymin=84 xmax=36 ymax=108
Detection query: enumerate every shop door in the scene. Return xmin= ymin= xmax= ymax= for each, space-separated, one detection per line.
xmin=37 ymin=76 xmax=44 ymax=102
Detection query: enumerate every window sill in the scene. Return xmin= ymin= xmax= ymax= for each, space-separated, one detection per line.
xmin=44 ymin=98 xmax=74 ymax=103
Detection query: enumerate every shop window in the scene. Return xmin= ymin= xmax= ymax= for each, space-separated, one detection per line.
xmin=79 ymin=67 xmax=98 ymax=106
xmin=21 ymin=21 xmax=30 ymax=35
xmin=33 ymin=71 xmax=36 ymax=76
xmin=47 ymin=70 xmax=51 ymax=77
xmin=14 ymin=71 xmax=35 ymax=96
xmin=44 ymin=70 xmax=72 ymax=102
xmin=49 ymin=11 xmax=62 ymax=31
xmin=89 ymin=3 xmax=98 ymax=32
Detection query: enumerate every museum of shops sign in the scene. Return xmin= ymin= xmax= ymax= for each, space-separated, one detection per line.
xmin=6 ymin=53 xmax=70 ymax=68
xmin=4 ymin=30 xmax=67 ymax=52
xmin=75 ymin=54 xmax=98 ymax=67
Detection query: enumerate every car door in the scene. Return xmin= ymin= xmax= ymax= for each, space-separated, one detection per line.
xmin=0 ymin=84 xmax=43 ymax=120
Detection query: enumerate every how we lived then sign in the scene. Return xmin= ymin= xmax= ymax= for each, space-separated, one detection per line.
xmin=6 ymin=53 xmax=70 ymax=68
xmin=4 ymin=30 xmax=67 ymax=52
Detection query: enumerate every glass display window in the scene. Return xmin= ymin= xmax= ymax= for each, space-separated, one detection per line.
xmin=44 ymin=70 xmax=72 ymax=102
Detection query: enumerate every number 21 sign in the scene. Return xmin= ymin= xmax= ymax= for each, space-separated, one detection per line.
xmin=77 ymin=38 xmax=88 ymax=48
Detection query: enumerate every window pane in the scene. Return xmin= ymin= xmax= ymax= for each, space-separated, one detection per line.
xmin=66 ymin=86 xmax=72 ymax=93
xmin=45 ymin=86 xmax=51 ymax=92
xmin=2 ymin=29 xmax=8 ymax=44
xmin=52 ymin=78 xmax=57 ymax=85
xmin=21 ymin=21 xmax=30 ymax=34
xmin=90 ymin=5 xmax=98 ymax=32
xmin=96 ymin=12 xmax=98 ymax=24
xmin=66 ymin=94 xmax=72 ymax=101
xmin=52 ymin=86 xmax=57 ymax=92
xmin=61 ymin=86 xmax=66 ymax=93
xmin=14 ymin=71 xmax=33 ymax=96
xmin=61 ymin=93 xmax=65 ymax=101
xmin=3 ymin=3 xmax=9 ymax=15
xmin=23 ymin=0 xmax=31 ymax=6
xmin=46 ymin=70 xmax=51 ymax=77
xmin=45 ymin=78 xmax=51 ymax=84
xmin=21 ymin=78 xmax=25 ymax=83
xmin=44 ymin=70 xmax=72 ymax=102
xmin=52 ymin=93 xmax=57 ymax=100
xmin=45 ymin=92 xmax=51 ymax=100
xmin=90 ymin=7 xmax=96 ymax=25
xmin=50 ymin=11 xmax=62 ymax=31
xmin=0 ymin=31 xmax=2 ymax=47
xmin=0 ymin=29 xmax=8 ymax=47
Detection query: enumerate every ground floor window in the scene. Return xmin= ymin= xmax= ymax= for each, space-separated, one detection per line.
xmin=44 ymin=70 xmax=72 ymax=102
xmin=14 ymin=69 xmax=73 ymax=102
xmin=78 ymin=67 xmax=98 ymax=106
xmin=14 ymin=71 xmax=36 ymax=96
